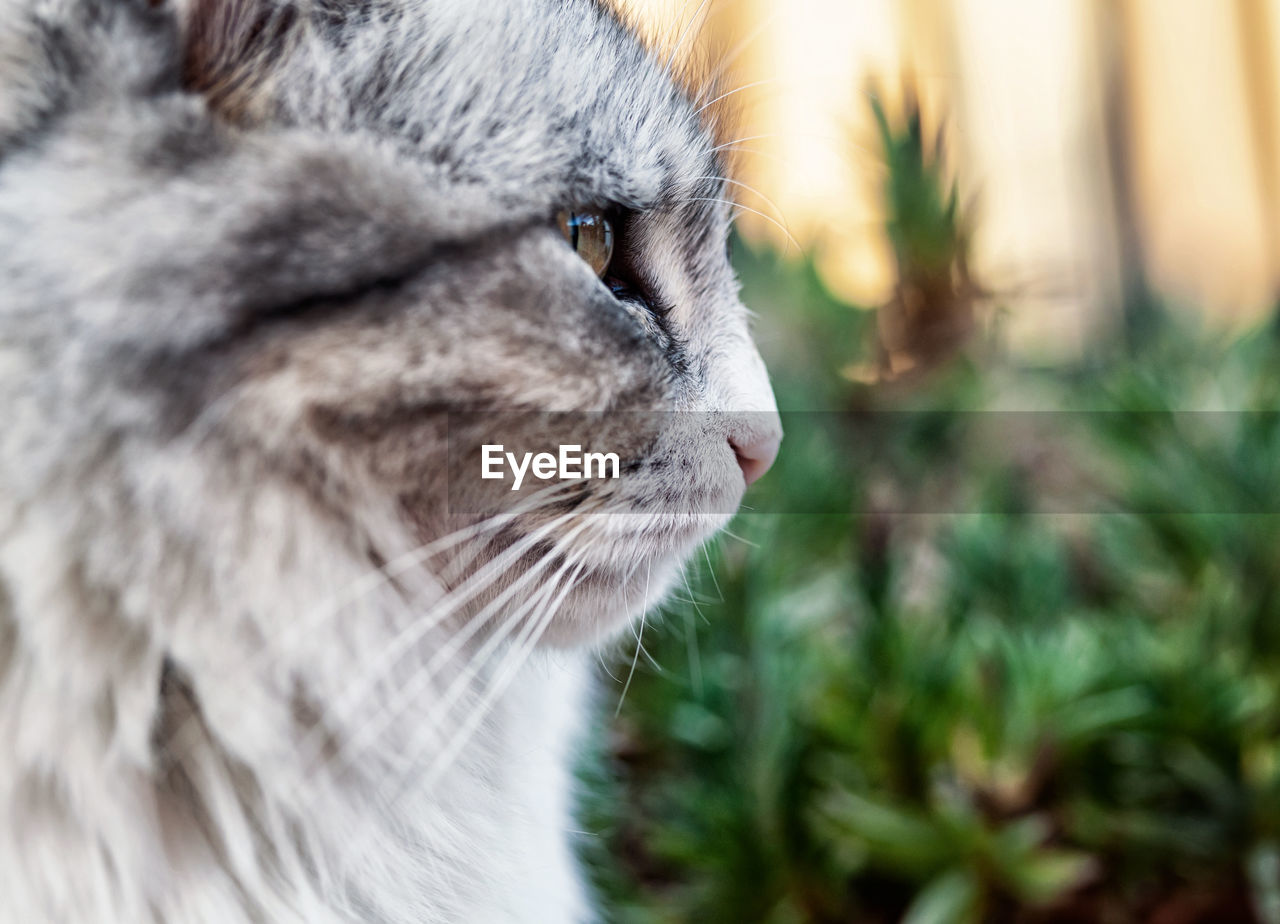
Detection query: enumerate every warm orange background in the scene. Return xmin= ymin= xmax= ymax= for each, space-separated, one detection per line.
xmin=630 ymin=0 xmax=1280 ymax=359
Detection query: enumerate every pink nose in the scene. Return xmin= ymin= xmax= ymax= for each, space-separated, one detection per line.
xmin=731 ymin=433 xmax=781 ymax=487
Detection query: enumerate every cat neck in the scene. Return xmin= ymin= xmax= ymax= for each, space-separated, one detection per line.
xmin=0 ymin=475 xmax=592 ymax=923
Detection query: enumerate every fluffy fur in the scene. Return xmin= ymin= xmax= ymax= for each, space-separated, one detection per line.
xmin=0 ymin=0 xmax=781 ymax=920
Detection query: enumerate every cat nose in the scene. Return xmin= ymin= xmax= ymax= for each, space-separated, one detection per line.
xmin=730 ymin=432 xmax=781 ymax=487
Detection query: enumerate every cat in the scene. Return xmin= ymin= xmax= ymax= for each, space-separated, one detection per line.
xmin=0 ymin=0 xmax=782 ymax=920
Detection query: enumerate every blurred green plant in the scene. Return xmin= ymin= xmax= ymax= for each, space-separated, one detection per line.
xmin=870 ymin=86 xmax=980 ymax=378
xmin=577 ymin=90 xmax=1280 ymax=923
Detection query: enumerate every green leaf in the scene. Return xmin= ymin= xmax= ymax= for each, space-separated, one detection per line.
xmin=902 ymin=871 xmax=980 ymax=924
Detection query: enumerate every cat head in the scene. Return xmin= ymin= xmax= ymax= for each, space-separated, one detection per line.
xmin=0 ymin=0 xmax=781 ymax=652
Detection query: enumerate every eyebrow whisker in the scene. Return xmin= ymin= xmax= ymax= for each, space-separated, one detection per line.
xmin=693 ymin=78 xmax=778 ymax=116
xmin=692 ymin=174 xmax=792 ymax=231
xmin=665 ymin=0 xmax=717 ymax=72
xmin=685 ymin=196 xmax=801 ymax=253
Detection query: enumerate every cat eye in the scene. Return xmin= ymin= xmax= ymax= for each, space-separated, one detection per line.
xmin=556 ymin=210 xmax=614 ymax=278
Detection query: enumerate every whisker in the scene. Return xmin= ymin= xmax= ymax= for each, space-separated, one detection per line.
xmin=162 ymin=505 xmax=570 ymax=766
xmin=275 ymin=514 xmax=522 ymax=655
xmin=614 ymin=561 xmax=652 ymax=716
xmin=665 ymin=0 xmax=716 ymax=72
xmin=596 ymin=648 xmax=621 ymax=683
xmin=175 ymin=380 xmax=252 ymax=451
xmin=396 ymin=550 xmax=591 ymax=795
xmin=701 ymin=542 xmax=724 ymax=605
xmin=694 ymin=78 xmax=777 ymax=116
xmin=708 ymin=133 xmax=778 ymax=154
xmin=299 ymin=514 xmax=588 ymax=776
xmin=251 ymin=480 xmax=581 ymax=687
xmin=720 ymin=526 xmax=759 ymax=549
xmin=329 ymin=549 xmax=590 ymax=865
xmin=712 ymin=143 xmax=784 ymax=165
xmin=692 ymin=9 xmax=782 ymax=107
xmin=682 ymin=598 xmax=704 ymax=699
xmin=305 ymin=548 xmax=567 ymax=790
xmin=686 ymin=197 xmax=801 ymax=252
xmin=629 ymin=610 xmax=663 ymax=672
xmin=680 ymin=560 xmax=711 ymax=691
xmin=692 ymin=175 xmax=792 ymax=234
xmin=382 ymin=548 xmax=579 ymax=781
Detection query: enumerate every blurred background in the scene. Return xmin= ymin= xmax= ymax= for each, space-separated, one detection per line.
xmin=637 ymin=0 xmax=1280 ymax=353
xmin=577 ymin=2 xmax=1280 ymax=922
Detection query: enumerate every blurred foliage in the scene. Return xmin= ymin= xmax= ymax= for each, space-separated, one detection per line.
xmin=576 ymin=92 xmax=1280 ymax=923
xmin=871 ymin=87 xmax=979 ymax=377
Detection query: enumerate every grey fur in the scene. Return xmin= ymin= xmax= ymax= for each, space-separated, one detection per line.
xmin=0 ymin=0 xmax=781 ymax=920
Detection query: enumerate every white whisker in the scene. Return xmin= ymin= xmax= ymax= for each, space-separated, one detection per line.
xmin=614 ymin=561 xmax=652 ymax=716
xmin=693 ymin=78 xmax=777 ymax=116
xmin=299 ymin=514 xmax=588 ymax=776
xmin=596 ymin=649 xmax=622 ymax=683
xmin=720 ymin=526 xmax=759 ymax=549
xmin=701 ymin=542 xmax=724 ymax=606
xmin=708 ymin=133 xmax=778 ymax=154
xmin=686 ymin=197 xmax=801 ymax=252
xmin=692 ymin=175 xmax=792 ymax=234
xmin=683 ymin=606 xmax=704 ymax=698
xmin=712 ymin=143 xmax=783 ymax=165
xmin=379 ymin=548 xmax=579 ymax=782
xmin=400 ymin=550 xmax=591 ymax=795
xmin=692 ymin=10 xmax=782 ymax=107
xmin=329 ymin=548 xmax=590 ymax=866
xmin=665 ymin=0 xmax=715 ymax=72
xmin=163 ymin=505 xmax=572 ymax=765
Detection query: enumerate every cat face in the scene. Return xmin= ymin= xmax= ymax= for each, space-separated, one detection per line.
xmin=0 ymin=0 xmax=780 ymax=650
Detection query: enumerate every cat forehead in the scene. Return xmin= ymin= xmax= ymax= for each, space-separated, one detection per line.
xmin=266 ymin=0 xmax=721 ymax=205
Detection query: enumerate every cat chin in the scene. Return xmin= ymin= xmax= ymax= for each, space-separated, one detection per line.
xmin=535 ymin=510 xmax=736 ymax=648
xmin=537 ymin=556 xmax=684 ymax=649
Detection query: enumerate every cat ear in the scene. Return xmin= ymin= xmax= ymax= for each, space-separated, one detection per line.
xmin=0 ymin=0 xmax=295 ymax=155
xmin=178 ymin=0 xmax=300 ymax=120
